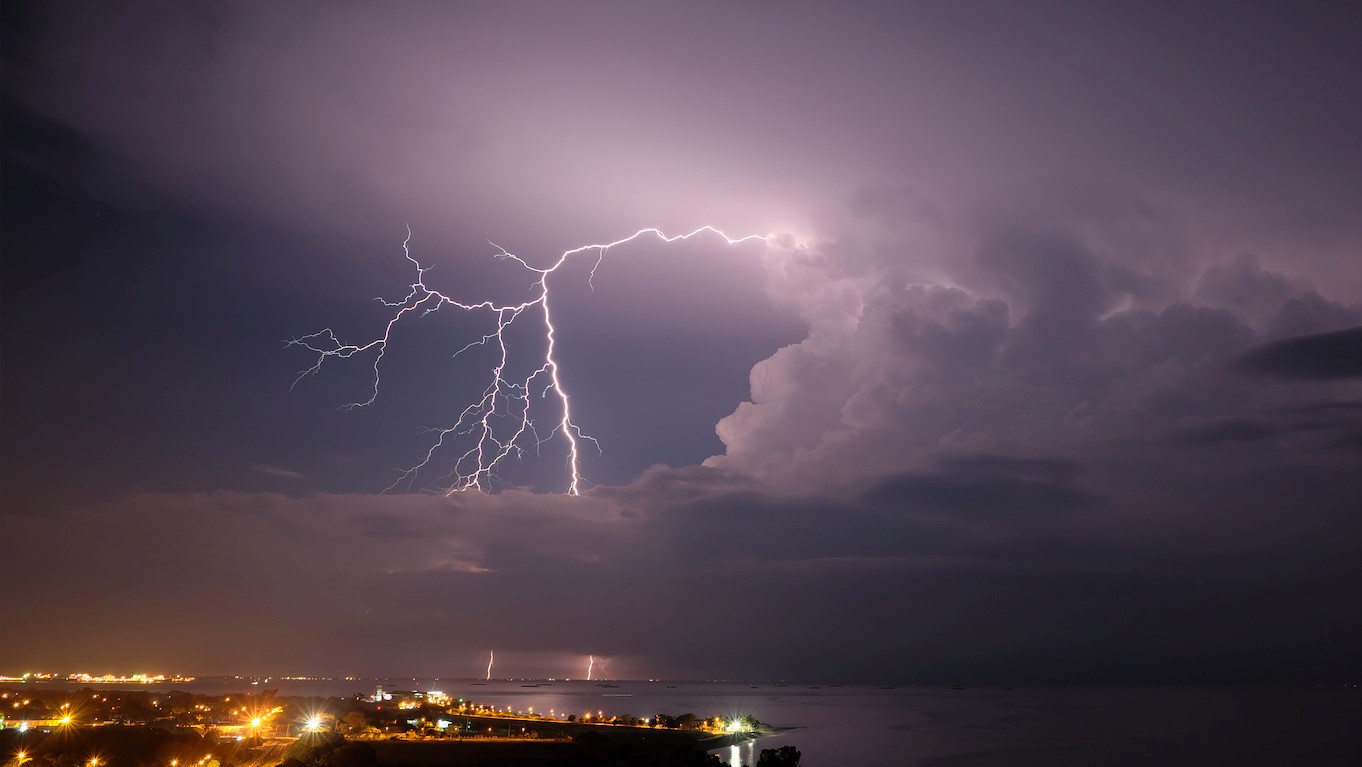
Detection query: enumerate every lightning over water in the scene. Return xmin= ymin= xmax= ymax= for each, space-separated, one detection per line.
xmin=289 ymin=226 xmax=767 ymax=495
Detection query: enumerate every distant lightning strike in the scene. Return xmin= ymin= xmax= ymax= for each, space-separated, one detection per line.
xmin=289 ymin=225 xmax=767 ymax=495
xmin=587 ymin=655 xmax=595 ymax=681
xmin=487 ymin=650 xmax=494 ymax=681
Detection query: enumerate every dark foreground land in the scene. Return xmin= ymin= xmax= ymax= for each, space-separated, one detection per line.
xmin=0 ymin=725 xmax=750 ymax=767
xmin=368 ymin=730 xmax=726 ymax=767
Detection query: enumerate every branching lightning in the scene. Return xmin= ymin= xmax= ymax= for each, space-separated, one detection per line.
xmin=289 ymin=225 xmax=767 ymax=495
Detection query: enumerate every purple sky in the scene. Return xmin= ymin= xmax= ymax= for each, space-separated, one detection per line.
xmin=2 ymin=1 xmax=1360 ymax=683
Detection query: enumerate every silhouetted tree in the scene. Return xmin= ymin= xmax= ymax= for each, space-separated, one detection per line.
xmin=757 ymin=745 xmax=801 ymax=767
xmin=339 ymin=710 xmax=370 ymax=734
xmin=325 ymin=741 xmax=379 ymax=767
xmin=282 ymin=730 xmax=345 ymax=764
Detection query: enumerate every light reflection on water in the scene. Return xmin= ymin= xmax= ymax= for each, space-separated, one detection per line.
xmin=728 ymin=740 xmax=758 ymax=767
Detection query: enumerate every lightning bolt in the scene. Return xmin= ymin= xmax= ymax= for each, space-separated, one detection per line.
xmin=587 ymin=655 xmax=595 ymax=681
xmin=486 ymin=650 xmax=494 ymax=681
xmin=289 ymin=225 xmax=767 ymax=495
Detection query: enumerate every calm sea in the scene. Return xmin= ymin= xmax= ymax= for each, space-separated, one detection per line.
xmin=17 ymin=678 xmax=1360 ymax=765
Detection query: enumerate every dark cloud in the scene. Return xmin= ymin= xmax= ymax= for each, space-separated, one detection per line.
xmin=1336 ymin=429 xmax=1362 ymax=452
xmin=251 ymin=464 xmax=307 ymax=480
xmin=1233 ymin=326 xmax=1362 ymax=380
xmin=1266 ymin=292 xmax=1362 ymax=339
xmin=861 ymin=466 xmax=1096 ymax=520
xmin=1167 ymin=417 xmax=1280 ymax=444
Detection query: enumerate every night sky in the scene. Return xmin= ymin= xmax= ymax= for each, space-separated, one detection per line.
xmin=3 ymin=2 xmax=1360 ymax=684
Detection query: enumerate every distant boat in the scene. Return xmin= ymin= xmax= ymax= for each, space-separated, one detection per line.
xmin=602 ymin=693 xmax=633 ymax=697
xmin=665 ymin=685 xmax=677 ymax=689
xmin=521 ymin=684 xmax=539 ymax=688
xmin=595 ymin=683 xmax=619 ymax=688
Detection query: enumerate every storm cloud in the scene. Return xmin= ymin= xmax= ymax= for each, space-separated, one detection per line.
xmin=3 ymin=1 xmax=1361 ymax=683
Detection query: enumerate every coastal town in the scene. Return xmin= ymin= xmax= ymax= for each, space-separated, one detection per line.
xmin=0 ymin=681 xmax=796 ymax=767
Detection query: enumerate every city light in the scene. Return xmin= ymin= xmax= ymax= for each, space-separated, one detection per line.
xmin=725 ymin=718 xmax=753 ymax=734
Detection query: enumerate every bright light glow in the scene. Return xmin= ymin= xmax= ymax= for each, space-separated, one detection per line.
xmin=290 ymin=225 xmax=768 ymax=495
xmin=725 ymin=718 xmax=752 ymax=734
xmin=304 ymin=715 xmax=322 ymax=731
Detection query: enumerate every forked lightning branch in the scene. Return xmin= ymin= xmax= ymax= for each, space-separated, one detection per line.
xmin=289 ymin=226 xmax=767 ymax=496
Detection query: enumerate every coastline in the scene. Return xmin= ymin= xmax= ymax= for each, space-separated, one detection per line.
xmin=696 ymin=724 xmax=796 ymax=751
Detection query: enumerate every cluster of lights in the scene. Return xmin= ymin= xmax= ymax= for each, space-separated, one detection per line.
xmin=725 ymin=718 xmax=752 ymax=734
xmin=2 ymin=685 xmax=760 ymax=751
xmin=0 ymin=672 xmax=194 ymax=684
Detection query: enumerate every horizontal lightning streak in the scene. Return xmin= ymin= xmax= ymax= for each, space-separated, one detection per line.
xmin=288 ymin=225 xmax=767 ymax=495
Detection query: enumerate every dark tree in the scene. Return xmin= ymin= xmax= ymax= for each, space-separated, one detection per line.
xmin=339 ymin=710 xmax=370 ymax=734
xmin=757 ymin=745 xmax=801 ymax=767
xmin=325 ymin=741 xmax=379 ymax=767
xmin=281 ymin=730 xmax=345 ymax=765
